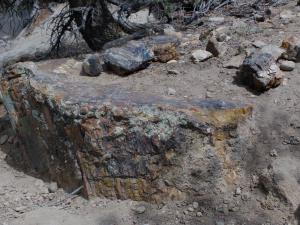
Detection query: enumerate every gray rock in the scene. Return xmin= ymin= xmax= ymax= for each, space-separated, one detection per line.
xmin=196 ymin=212 xmax=203 ymax=217
xmin=104 ymin=41 xmax=154 ymax=75
xmin=191 ymin=50 xmax=213 ymax=62
xmin=240 ymin=52 xmax=283 ymax=91
xmin=192 ymin=202 xmax=199 ymax=209
xmin=206 ymin=37 xmax=228 ymax=57
xmin=279 ymin=60 xmax=295 ymax=71
xmin=48 ymin=182 xmax=58 ymax=193
xmin=82 ymin=54 xmax=103 ymax=76
xmin=132 ymin=205 xmax=146 ymax=214
xmin=269 ymin=149 xmax=278 ymax=157
xmin=252 ymin=40 xmax=267 ymax=49
xmin=167 ymin=88 xmax=176 ymax=96
xmin=260 ymin=45 xmax=285 ymax=61
xmin=0 ymin=135 xmax=8 ymax=145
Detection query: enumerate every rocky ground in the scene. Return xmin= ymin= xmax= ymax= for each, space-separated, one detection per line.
xmin=0 ymin=1 xmax=300 ymax=225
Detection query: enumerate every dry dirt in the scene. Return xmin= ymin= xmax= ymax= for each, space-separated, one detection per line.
xmin=0 ymin=1 xmax=300 ymax=225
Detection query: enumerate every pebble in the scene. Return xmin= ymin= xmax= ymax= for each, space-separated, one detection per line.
xmin=192 ymin=202 xmax=199 ymax=209
xmin=191 ymin=50 xmax=213 ymax=63
xmin=269 ymin=149 xmax=278 ymax=157
xmin=167 ymin=88 xmax=176 ymax=96
xmin=132 ymin=205 xmax=146 ymax=214
xmin=167 ymin=59 xmax=178 ymax=64
xmin=48 ymin=182 xmax=58 ymax=193
xmin=0 ymin=135 xmax=8 ymax=145
xmin=188 ymin=207 xmax=194 ymax=212
xmin=235 ymin=187 xmax=242 ymax=196
xmin=280 ymin=10 xmax=295 ymax=20
xmin=196 ymin=212 xmax=203 ymax=217
xmin=279 ymin=60 xmax=295 ymax=71
xmin=168 ymin=70 xmax=179 ymax=75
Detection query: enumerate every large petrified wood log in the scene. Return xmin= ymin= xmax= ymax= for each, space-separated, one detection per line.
xmin=0 ymin=60 xmax=252 ymax=202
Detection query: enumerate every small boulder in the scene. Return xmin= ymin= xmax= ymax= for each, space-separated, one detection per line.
xmin=82 ymin=54 xmax=103 ymax=77
xmin=208 ymin=17 xmax=225 ymax=23
xmin=240 ymin=52 xmax=283 ymax=91
xmin=279 ymin=60 xmax=295 ymax=71
xmin=191 ymin=50 xmax=213 ymax=63
xmin=206 ymin=37 xmax=228 ymax=57
xmin=281 ymin=36 xmax=300 ymax=62
xmin=131 ymin=205 xmax=146 ymax=214
xmin=103 ymin=41 xmax=154 ymax=75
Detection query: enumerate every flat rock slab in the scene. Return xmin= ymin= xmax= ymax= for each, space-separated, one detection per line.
xmin=0 ymin=60 xmax=252 ymax=202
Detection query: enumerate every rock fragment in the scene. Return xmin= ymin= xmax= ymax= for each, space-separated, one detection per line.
xmin=48 ymin=182 xmax=58 ymax=193
xmin=82 ymin=54 xmax=103 ymax=77
xmin=280 ymin=10 xmax=295 ymax=20
xmin=103 ymin=41 xmax=154 ymax=75
xmin=240 ymin=52 xmax=283 ymax=91
xmin=191 ymin=50 xmax=213 ymax=62
xmin=279 ymin=60 xmax=295 ymax=71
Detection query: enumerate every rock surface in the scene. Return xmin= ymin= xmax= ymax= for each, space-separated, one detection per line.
xmin=279 ymin=60 xmax=295 ymax=71
xmin=0 ymin=61 xmax=252 ymax=202
xmin=103 ymin=41 xmax=154 ymax=75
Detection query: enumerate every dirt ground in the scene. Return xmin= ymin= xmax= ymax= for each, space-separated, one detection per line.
xmin=0 ymin=1 xmax=300 ymax=225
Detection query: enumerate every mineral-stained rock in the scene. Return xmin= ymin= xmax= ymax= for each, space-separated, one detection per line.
xmin=240 ymin=52 xmax=283 ymax=91
xmin=103 ymin=41 xmax=154 ymax=75
xmin=144 ymin=35 xmax=180 ymax=63
xmin=281 ymin=36 xmax=300 ymax=62
xmin=0 ymin=61 xmax=252 ymax=202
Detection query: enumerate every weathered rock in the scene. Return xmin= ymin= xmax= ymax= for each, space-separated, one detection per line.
xmin=82 ymin=54 xmax=103 ymax=77
xmin=0 ymin=61 xmax=252 ymax=203
xmin=191 ymin=50 xmax=213 ymax=63
xmin=260 ymin=45 xmax=285 ymax=61
xmin=281 ymin=36 xmax=300 ymax=62
xmin=279 ymin=60 xmax=295 ymax=71
xmin=103 ymin=41 xmax=154 ymax=75
xmin=206 ymin=37 xmax=228 ymax=57
xmin=240 ymin=52 xmax=283 ymax=91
